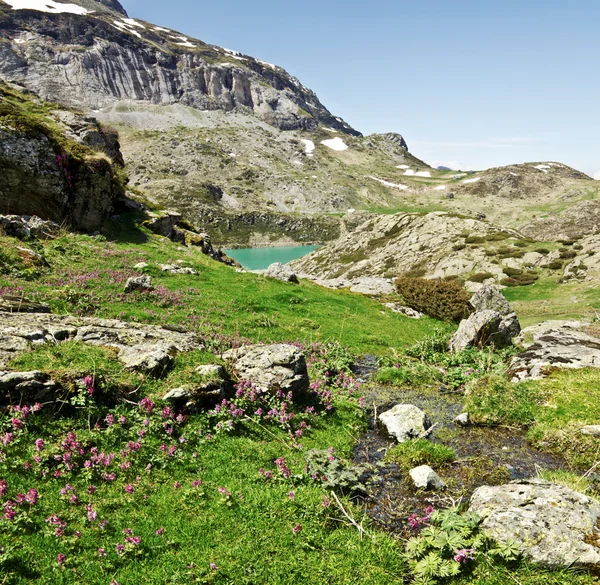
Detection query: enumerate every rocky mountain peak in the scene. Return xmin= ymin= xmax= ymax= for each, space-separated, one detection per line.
xmin=0 ymin=0 xmax=359 ymax=134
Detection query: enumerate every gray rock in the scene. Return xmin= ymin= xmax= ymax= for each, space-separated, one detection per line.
xmin=409 ymin=465 xmax=446 ymax=490
xmin=134 ymin=262 xmax=149 ymax=270
xmin=118 ymin=343 xmax=176 ymax=376
xmin=454 ymin=413 xmax=470 ymax=426
xmin=469 ymin=285 xmax=521 ymax=338
xmin=450 ymin=310 xmax=511 ymax=352
xmin=378 ymin=404 xmax=430 ymax=443
xmin=163 ymin=365 xmax=229 ymax=409
xmin=349 ymin=278 xmax=395 ymax=296
xmin=469 ymin=480 xmax=600 ymax=568
xmin=510 ymin=322 xmax=600 ymax=380
xmin=159 ymin=264 xmax=197 ymax=275
xmin=124 ymin=275 xmax=154 ymax=293
xmin=0 ymin=370 xmax=58 ymax=405
xmin=0 ymin=296 xmax=51 ymax=314
xmin=223 ymin=344 xmax=309 ymax=398
xmin=265 ymin=263 xmax=299 ymax=283
xmin=581 ymin=425 xmax=600 ymax=437
xmin=144 ymin=212 xmax=183 ymax=239
xmin=383 ymin=303 xmax=424 ymax=319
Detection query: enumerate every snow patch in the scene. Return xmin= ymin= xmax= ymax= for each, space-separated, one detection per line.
xmin=451 ymin=173 xmax=467 ymax=179
xmin=509 ymin=172 xmax=518 ymax=176
xmin=396 ymin=164 xmax=410 ymax=170
xmin=404 ymin=169 xmax=416 ymax=176
xmin=366 ymin=176 xmax=409 ymax=190
xmin=257 ymin=59 xmax=277 ymax=70
xmin=321 ymin=137 xmax=348 ymax=151
xmin=112 ymin=21 xmax=141 ymax=38
xmin=323 ymin=127 xmax=339 ymax=133
xmin=292 ymin=160 xmax=302 ymax=166
xmin=122 ymin=18 xmax=145 ymax=29
xmin=300 ymin=139 xmax=315 ymax=156
xmin=154 ymin=27 xmax=170 ymax=32
xmin=14 ymin=38 xmax=26 ymax=44
xmin=535 ymin=164 xmax=551 ymax=171
xmin=462 ymin=177 xmax=482 ymax=184
xmin=4 ymin=0 xmax=89 ymax=14
xmin=433 ymin=185 xmax=447 ymax=191
xmin=174 ymin=36 xmax=195 ymax=48
xmin=222 ymin=48 xmax=242 ymax=56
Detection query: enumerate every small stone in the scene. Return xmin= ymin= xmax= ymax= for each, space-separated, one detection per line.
xmin=581 ymin=425 xmax=600 ymax=437
xmin=454 ymin=413 xmax=470 ymax=426
xmin=378 ymin=404 xmax=430 ymax=443
xmin=134 ymin=262 xmax=149 ymax=270
xmin=409 ymin=465 xmax=446 ymax=490
xmin=124 ymin=275 xmax=154 ymax=293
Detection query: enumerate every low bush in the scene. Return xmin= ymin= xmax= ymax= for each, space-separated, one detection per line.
xmin=467 ymin=272 xmax=494 ymax=283
xmin=464 ymin=236 xmax=486 ymax=244
xmin=535 ymin=248 xmax=550 ymax=255
xmin=385 ymin=439 xmax=455 ymax=469
xmin=394 ymin=277 xmax=472 ymax=323
xmin=452 ymin=244 xmax=467 ymax=251
xmin=547 ymin=260 xmax=563 ymax=270
xmin=559 ymin=249 xmax=577 ymax=259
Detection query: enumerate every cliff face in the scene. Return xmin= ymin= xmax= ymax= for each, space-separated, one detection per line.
xmin=0 ymin=0 xmax=359 ymax=135
xmin=0 ymin=84 xmax=125 ymax=231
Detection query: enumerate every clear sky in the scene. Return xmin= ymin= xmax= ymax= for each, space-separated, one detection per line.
xmin=122 ymin=0 xmax=599 ymax=177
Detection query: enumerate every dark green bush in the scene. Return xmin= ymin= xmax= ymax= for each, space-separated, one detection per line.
xmin=485 ymin=232 xmax=511 ymax=242
xmin=465 ymin=235 xmax=486 ymax=244
xmin=452 ymin=244 xmax=467 ymax=251
xmin=559 ymin=249 xmax=577 ymax=259
xmin=394 ymin=277 xmax=472 ymax=323
xmin=548 ymin=260 xmax=563 ymax=270
xmin=535 ymin=248 xmax=550 ymax=255
xmin=467 ymin=272 xmax=494 ymax=283
xmin=502 ymin=267 xmax=523 ymax=277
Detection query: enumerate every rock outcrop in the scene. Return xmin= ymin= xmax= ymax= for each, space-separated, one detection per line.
xmin=0 ymin=313 xmax=203 ymax=374
xmin=450 ymin=286 xmax=520 ymax=352
xmin=510 ymin=321 xmax=600 ymax=380
xmin=265 ymin=263 xmax=299 ymax=284
xmin=378 ymin=404 xmax=430 ymax=443
xmin=0 ymin=1 xmax=358 ymax=136
xmin=0 ymin=370 xmax=58 ymax=405
xmin=163 ymin=365 xmax=230 ymax=411
xmin=469 ymin=480 xmax=600 ymax=568
xmin=222 ymin=344 xmax=309 ymax=399
xmin=0 ymin=85 xmax=125 ymax=232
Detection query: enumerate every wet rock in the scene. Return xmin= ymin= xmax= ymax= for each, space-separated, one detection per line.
xmin=450 ymin=310 xmax=509 ymax=352
xmin=378 ymin=404 xmax=430 ymax=443
xmin=223 ymin=344 xmax=309 ymax=398
xmin=454 ymin=413 xmax=470 ymax=426
xmin=581 ymin=425 xmax=600 ymax=437
xmin=0 ymin=296 xmax=51 ymax=314
xmin=0 ymin=371 xmax=58 ymax=405
xmin=159 ymin=264 xmax=198 ymax=275
xmin=510 ymin=322 xmax=600 ymax=380
xmin=409 ymin=465 xmax=446 ymax=490
xmin=265 ymin=263 xmax=299 ymax=283
xmin=124 ymin=275 xmax=154 ymax=293
xmin=469 ymin=480 xmax=600 ymax=568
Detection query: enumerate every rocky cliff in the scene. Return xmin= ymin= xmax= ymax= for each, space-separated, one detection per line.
xmin=0 ymin=0 xmax=358 ymax=134
xmin=0 ymin=83 xmax=125 ymax=231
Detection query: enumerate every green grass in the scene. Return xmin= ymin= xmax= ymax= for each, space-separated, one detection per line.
xmin=385 ymin=439 xmax=456 ymax=469
xmin=0 ymin=219 xmax=444 ymax=356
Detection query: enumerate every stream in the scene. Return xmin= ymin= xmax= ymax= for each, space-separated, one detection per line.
xmin=351 ymin=359 xmax=563 ymax=536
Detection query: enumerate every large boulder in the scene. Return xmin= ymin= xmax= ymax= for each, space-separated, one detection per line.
xmin=470 ymin=285 xmax=521 ymax=338
xmin=510 ymin=321 xmax=600 ymax=380
xmin=222 ymin=344 xmax=309 ymax=398
xmin=349 ymin=278 xmax=395 ymax=296
xmin=450 ymin=310 xmax=507 ymax=352
xmin=124 ymin=275 xmax=154 ymax=293
xmin=469 ymin=480 xmax=600 ymax=568
xmin=378 ymin=404 xmax=430 ymax=443
xmin=265 ymin=263 xmax=299 ymax=284
xmin=451 ymin=286 xmax=520 ymax=352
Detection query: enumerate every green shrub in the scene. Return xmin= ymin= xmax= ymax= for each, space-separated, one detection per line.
xmin=394 ymin=277 xmax=472 ymax=323
xmin=385 ymin=439 xmax=455 ymax=469
xmin=559 ymin=249 xmax=577 ymax=259
xmin=464 ymin=236 xmax=486 ymax=244
xmin=514 ymin=240 xmax=530 ymax=248
xmin=373 ymin=363 xmax=442 ymax=387
xmin=464 ymin=375 xmax=543 ymax=426
xmin=485 ymin=232 xmax=510 ymax=242
xmin=502 ymin=267 xmax=522 ymax=277
xmin=402 ymin=267 xmax=427 ymax=278
xmin=452 ymin=244 xmax=467 ymax=251
xmin=467 ymin=272 xmax=494 ymax=283
xmin=547 ymin=260 xmax=563 ymax=270
xmin=535 ymin=248 xmax=550 ymax=255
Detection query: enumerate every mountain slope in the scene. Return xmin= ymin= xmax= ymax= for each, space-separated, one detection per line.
xmin=0 ymin=0 xmax=358 ymax=134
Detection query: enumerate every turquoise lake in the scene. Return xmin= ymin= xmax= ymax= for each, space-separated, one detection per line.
xmin=223 ymin=245 xmax=318 ymax=270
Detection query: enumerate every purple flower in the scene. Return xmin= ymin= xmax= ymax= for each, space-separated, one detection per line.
xmin=288 ymin=491 xmax=295 ymax=501
xmin=156 ymin=527 xmax=165 ymax=536
xmin=25 ymin=489 xmax=38 ymax=506
xmin=173 ymin=482 xmax=181 ymax=490
xmin=34 ymin=439 xmax=45 ymax=452
xmin=0 ymin=480 xmax=7 ymax=497
xmin=454 ymin=548 xmax=476 ymax=564
xmin=116 ymin=543 xmax=125 ymax=554
xmin=209 ymin=563 xmax=219 ymax=571
xmin=57 ymin=554 xmax=66 ymax=566
xmin=125 ymin=536 xmax=141 ymax=546
xmin=292 ymin=524 xmax=302 ymax=534
xmin=125 ymin=484 xmax=134 ymax=494
xmin=82 ymin=375 xmax=95 ymax=396
xmin=98 ymin=548 xmax=107 ymax=557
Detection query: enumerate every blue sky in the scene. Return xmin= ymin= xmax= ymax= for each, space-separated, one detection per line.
xmin=123 ymin=0 xmax=599 ymax=177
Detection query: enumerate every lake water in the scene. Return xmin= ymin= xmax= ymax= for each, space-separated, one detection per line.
xmin=223 ymin=245 xmax=318 ymax=271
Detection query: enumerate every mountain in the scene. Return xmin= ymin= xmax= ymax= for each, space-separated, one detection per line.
xmin=0 ymin=0 xmax=358 ymax=134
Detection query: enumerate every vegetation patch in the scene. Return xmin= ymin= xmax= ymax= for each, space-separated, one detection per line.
xmin=394 ymin=277 xmax=472 ymax=323
xmin=385 ymin=439 xmax=456 ymax=470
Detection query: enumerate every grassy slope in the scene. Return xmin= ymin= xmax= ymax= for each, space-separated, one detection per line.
xmin=0 ymin=221 xmax=597 ymax=585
